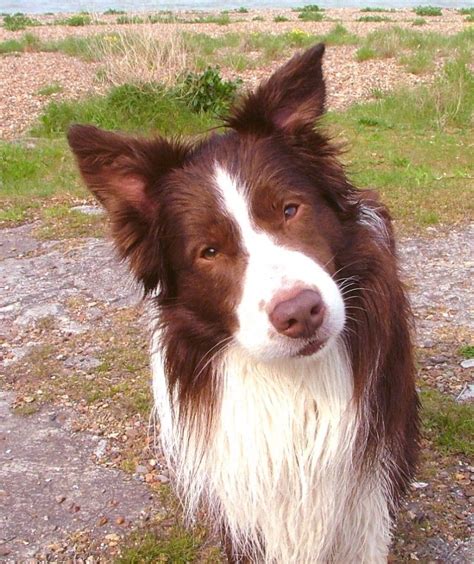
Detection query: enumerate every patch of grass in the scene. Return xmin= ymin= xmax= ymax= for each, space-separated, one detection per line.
xmin=118 ymin=527 xmax=201 ymax=564
xmin=0 ymin=140 xmax=83 ymax=225
xmin=413 ymin=6 xmax=442 ymax=17
xmin=103 ymin=8 xmax=126 ymax=15
xmin=36 ymin=82 xmax=63 ymax=96
xmin=399 ymin=50 xmax=434 ymax=74
xmin=252 ymin=16 xmax=264 ymax=21
xmin=458 ymin=8 xmax=474 ymax=16
xmin=116 ymin=15 xmax=143 ymax=24
xmin=0 ymin=32 xmax=41 ymax=53
xmin=236 ymin=6 xmax=248 ymax=13
xmin=459 ymin=345 xmax=474 ymax=359
xmin=356 ymin=44 xmax=377 ymax=61
xmin=60 ymin=14 xmax=92 ymax=27
xmin=34 ymin=205 xmax=106 ymax=240
xmin=323 ymin=24 xmax=359 ymax=46
xmin=360 ymin=7 xmax=393 ymax=12
xmin=192 ymin=13 xmax=231 ymax=25
xmin=294 ymin=4 xmax=322 ymax=12
xmin=412 ymin=17 xmax=427 ymax=26
xmin=298 ymin=11 xmax=324 ymax=22
xmin=324 ymin=56 xmax=473 ymax=228
xmin=274 ymin=15 xmax=289 ymax=23
xmin=421 ymin=389 xmax=473 ymax=456
xmin=3 ymin=12 xmax=40 ymax=31
xmin=32 ymin=83 xmax=217 ymax=138
xmin=357 ymin=15 xmax=392 ymax=22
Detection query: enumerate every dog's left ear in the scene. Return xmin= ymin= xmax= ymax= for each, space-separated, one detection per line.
xmin=227 ymin=43 xmax=326 ymax=135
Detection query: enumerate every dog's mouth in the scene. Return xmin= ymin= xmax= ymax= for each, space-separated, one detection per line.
xmin=297 ymin=338 xmax=327 ymax=357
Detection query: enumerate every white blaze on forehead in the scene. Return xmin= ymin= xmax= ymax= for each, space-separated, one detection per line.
xmin=213 ymin=164 xmax=345 ymax=360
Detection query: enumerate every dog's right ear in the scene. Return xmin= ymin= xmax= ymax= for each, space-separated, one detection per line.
xmin=67 ymin=125 xmax=189 ymax=292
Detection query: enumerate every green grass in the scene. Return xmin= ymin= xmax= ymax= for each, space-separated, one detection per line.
xmin=274 ymin=15 xmax=289 ymax=23
xmin=34 ymin=205 xmax=106 ymax=240
xmin=192 ymin=13 xmax=231 ymax=25
xmin=360 ymin=7 xmax=394 ymax=12
xmin=236 ymin=6 xmax=248 ymax=13
xmin=116 ymin=15 xmax=144 ymax=24
xmin=412 ymin=17 xmax=427 ymax=26
xmin=32 ymin=83 xmax=216 ymax=138
xmin=413 ymin=6 xmax=442 ymax=17
xmin=357 ymin=15 xmax=392 ymax=23
xmin=459 ymin=345 xmax=474 ymax=359
xmin=298 ymin=11 xmax=324 ymax=22
xmin=399 ymin=50 xmax=434 ymax=74
xmin=36 ymin=82 xmax=63 ymax=96
xmin=103 ymin=8 xmax=126 ymax=15
xmin=421 ymin=389 xmax=473 ymax=456
xmin=0 ymin=33 xmax=108 ymax=60
xmin=294 ymin=4 xmax=322 ymax=12
xmin=58 ymin=14 xmax=92 ymax=27
xmin=356 ymin=45 xmax=377 ymax=61
xmin=3 ymin=12 xmax=40 ymax=31
xmin=324 ymin=56 xmax=473 ymax=227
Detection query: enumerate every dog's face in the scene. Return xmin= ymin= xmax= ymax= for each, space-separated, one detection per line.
xmin=69 ymin=44 xmax=367 ymax=362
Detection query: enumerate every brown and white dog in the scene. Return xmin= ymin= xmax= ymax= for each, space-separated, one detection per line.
xmin=68 ymin=44 xmax=420 ymax=563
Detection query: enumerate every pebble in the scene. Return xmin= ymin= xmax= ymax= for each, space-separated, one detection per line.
xmin=456 ymin=384 xmax=474 ymax=403
xmin=460 ymin=359 xmax=474 ymax=369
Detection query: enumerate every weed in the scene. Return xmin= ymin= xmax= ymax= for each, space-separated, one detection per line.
xmin=116 ymin=15 xmax=143 ymax=24
xmin=399 ymin=50 xmax=434 ymax=74
xmin=60 ymin=14 xmax=92 ymax=26
xmin=103 ymin=8 xmax=126 ymax=15
xmin=3 ymin=12 xmax=40 ymax=31
xmin=412 ymin=17 xmax=427 ymax=26
xmin=360 ymin=7 xmax=393 ymax=12
xmin=34 ymin=205 xmax=106 ymax=240
xmin=176 ymin=67 xmax=241 ymax=114
xmin=458 ymin=8 xmax=474 ymax=16
xmin=357 ymin=15 xmax=392 ymax=22
xmin=459 ymin=345 xmax=474 ymax=359
xmin=274 ymin=15 xmax=289 ymax=23
xmin=323 ymin=24 xmax=359 ymax=46
xmin=298 ymin=11 xmax=324 ymax=22
xmin=236 ymin=7 xmax=248 ymax=13
xmin=356 ymin=45 xmax=377 ymax=61
xmin=421 ymin=389 xmax=473 ymax=456
xmin=192 ymin=13 xmax=231 ymax=25
xmin=413 ymin=6 xmax=442 ymax=17
xmin=0 ymin=32 xmax=40 ymax=53
xmin=294 ymin=4 xmax=322 ymax=12
xmin=252 ymin=16 xmax=264 ymax=21
xmin=36 ymin=82 xmax=63 ymax=96
xmin=465 ymin=14 xmax=474 ymax=22
xmin=32 ymin=83 xmax=216 ymax=138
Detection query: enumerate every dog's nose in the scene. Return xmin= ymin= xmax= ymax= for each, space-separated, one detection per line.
xmin=269 ymin=289 xmax=325 ymax=339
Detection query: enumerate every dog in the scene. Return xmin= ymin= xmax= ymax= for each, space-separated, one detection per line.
xmin=68 ymin=43 xmax=420 ymax=563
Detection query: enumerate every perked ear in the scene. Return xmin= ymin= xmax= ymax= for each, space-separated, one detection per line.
xmin=67 ymin=124 xmax=188 ymax=291
xmin=227 ymin=43 xmax=326 ymax=135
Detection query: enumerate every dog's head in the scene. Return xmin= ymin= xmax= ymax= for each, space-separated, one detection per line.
xmin=69 ymin=44 xmax=388 ymax=363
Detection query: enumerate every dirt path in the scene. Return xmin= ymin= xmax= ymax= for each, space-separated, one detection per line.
xmin=0 ymin=218 xmax=472 ymax=561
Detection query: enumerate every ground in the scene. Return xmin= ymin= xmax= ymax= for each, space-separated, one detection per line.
xmin=0 ymin=5 xmax=473 ymax=563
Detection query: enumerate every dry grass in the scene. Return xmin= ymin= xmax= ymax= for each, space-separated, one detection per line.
xmin=96 ymin=27 xmax=194 ymax=87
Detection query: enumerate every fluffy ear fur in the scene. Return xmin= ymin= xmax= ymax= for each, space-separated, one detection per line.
xmin=226 ymin=43 xmax=326 ymax=135
xmin=67 ymin=124 xmax=189 ymax=291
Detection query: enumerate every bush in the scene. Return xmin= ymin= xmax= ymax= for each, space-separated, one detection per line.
xmin=176 ymin=67 xmax=241 ymax=114
xmin=413 ymin=6 xmax=442 ymax=17
xmin=274 ymin=15 xmax=289 ymax=23
xmin=62 ymin=14 xmax=92 ymax=26
xmin=357 ymin=15 xmax=391 ymax=22
xmin=3 ymin=13 xmax=39 ymax=31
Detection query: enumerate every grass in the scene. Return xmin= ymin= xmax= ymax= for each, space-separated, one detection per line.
xmin=398 ymin=50 xmax=434 ymax=74
xmin=274 ymin=15 xmax=289 ymax=23
xmin=3 ymin=12 xmax=40 ymax=31
xmin=412 ymin=17 xmax=427 ymax=26
xmin=324 ymin=56 xmax=473 ymax=227
xmin=34 ymin=205 xmax=106 ymax=240
xmin=421 ymin=389 xmax=473 ymax=456
xmin=36 ymin=82 xmax=63 ymax=96
xmin=413 ymin=6 xmax=442 ymax=17
xmin=459 ymin=345 xmax=474 ymax=359
xmin=32 ymin=83 xmax=216 ymax=138
xmin=298 ymin=11 xmax=324 ymax=22
xmin=357 ymin=16 xmax=392 ymax=23
xmin=360 ymin=7 xmax=394 ymax=12
xmin=58 ymin=14 xmax=92 ymax=27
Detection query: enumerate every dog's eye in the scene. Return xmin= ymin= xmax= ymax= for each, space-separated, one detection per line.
xmin=284 ymin=204 xmax=299 ymax=220
xmin=201 ymin=247 xmax=218 ymax=260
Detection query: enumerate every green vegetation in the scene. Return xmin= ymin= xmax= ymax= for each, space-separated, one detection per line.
xmin=36 ymin=82 xmax=63 ymax=96
xmin=412 ymin=17 xmax=427 ymax=26
xmin=236 ymin=7 xmax=249 ymax=13
xmin=357 ymin=15 xmax=392 ymax=22
xmin=298 ymin=10 xmax=324 ymax=22
xmin=459 ymin=345 xmax=474 ymax=359
xmin=192 ymin=13 xmax=231 ymax=25
xmin=103 ymin=8 xmax=126 ymax=15
xmin=176 ymin=67 xmax=242 ymax=114
xmin=398 ymin=49 xmax=434 ymax=74
xmin=294 ymin=4 xmax=322 ymax=12
xmin=3 ymin=12 xmax=40 ymax=31
xmin=360 ymin=7 xmax=394 ymax=12
xmin=116 ymin=15 xmax=143 ymax=24
xmin=60 ymin=14 xmax=92 ymax=26
xmin=32 ymin=83 xmax=216 ymax=138
xmin=421 ymin=389 xmax=473 ymax=456
xmin=413 ymin=6 xmax=442 ymax=17
xmin=325 ymin=55 xmax=473 ymax=226
xmin=274 ymin=15 xmax=289 ymax=23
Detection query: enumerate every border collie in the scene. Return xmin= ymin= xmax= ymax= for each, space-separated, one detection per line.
xmin=68 ymin=44 xmax=420 ymax=563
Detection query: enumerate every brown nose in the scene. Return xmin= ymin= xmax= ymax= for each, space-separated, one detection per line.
xmin=269 ymin=289 xmax=325 ymax=339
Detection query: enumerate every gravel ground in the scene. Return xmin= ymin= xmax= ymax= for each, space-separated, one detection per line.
xmin=0 ymin=8 xmax=470 ymax=139
xmin=0 ymin=218 xmax=472 ymax=561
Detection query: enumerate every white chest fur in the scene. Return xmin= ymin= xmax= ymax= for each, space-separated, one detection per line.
xmin=152 ymin=338 xmax=392 ymax=563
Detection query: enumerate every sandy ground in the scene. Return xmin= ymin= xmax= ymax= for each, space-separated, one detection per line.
xmin=0 ymin=8 xmax=471 ymax=139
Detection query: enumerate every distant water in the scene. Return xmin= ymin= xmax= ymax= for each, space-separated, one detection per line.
xmin=0 ymin=0 xmax=471 ymax=16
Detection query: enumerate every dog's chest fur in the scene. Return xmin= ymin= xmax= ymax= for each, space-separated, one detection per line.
xmin=152 ymin=339 xmax=392 ymax=563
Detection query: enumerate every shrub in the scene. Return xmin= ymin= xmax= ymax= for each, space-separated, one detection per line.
xmin=298 ymin=11 xmax=324 ymax=22
xmin=103 ymin=8 xmax=125 ymax=15
xmin=3 ymin=13 xmax=39 ymax=31
xmin=357 ymin=15 xmax=391 ymax=22
xmin=176 ymin=67 xmax=241 ymax=114
xmin=413 ymin=6 xmax=442 ymax=17
xmin=412 ymin=17 xmax=427 ymax=26
xmin=236 ymin=7 xmax=248 ymax=13
xmin=294 ymin=4 xmax=322 ymax=12
xmin=274 ymin=15 xmax=289 ymax=23
xmin=63 ymin=14 xmax=92 ymax=26
xmin=116 ymin=15 xmax=143 ymax=24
